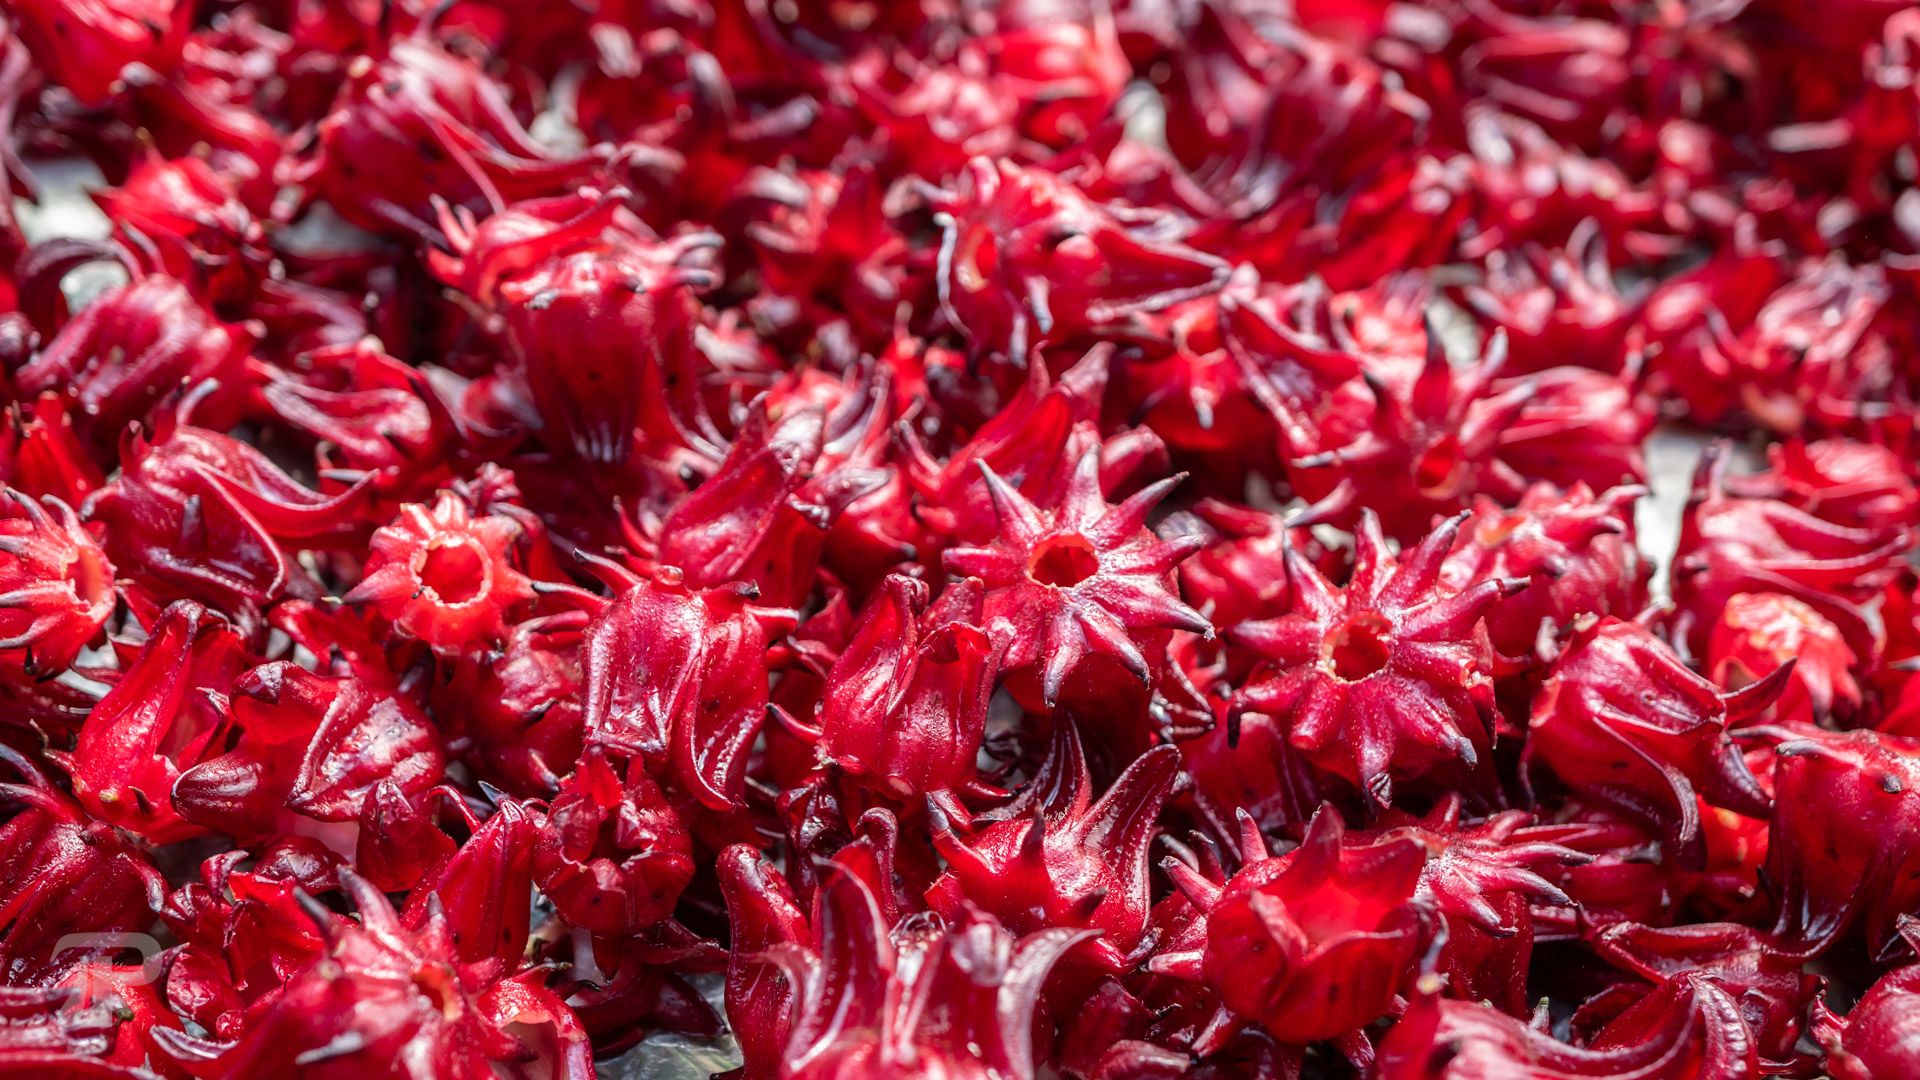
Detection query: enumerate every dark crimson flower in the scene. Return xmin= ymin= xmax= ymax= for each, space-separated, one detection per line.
xmin=900 ymin=346 xmax=1137 ymax=549
xmin=1152 ymin=805 xmax=1427 ymax=1044
xmin=287 ymin=37 xmax=603 ymax=238
xmin=846 ymin=48 xmax=1024 ymax=180
xmin=1176 ymin=698 xmax=1337 ymax=845
xmin=396 ymin=798 xmax=543 ymax=972
xmin=745 ymin=165 xmax=907 ymax=347
xmin=14 ymin=275 xmax=252 ymax=456
xmin=1764 ymin=728 xmax=1920 ymax=960
xmin=428 ymin=186 xmax=630 ymax=305
xmin=1272 ymin=153 xmax=1478 ymax=292
xmin=0 ymin=745 xmax=164 ymax=983
xmin=1173 ymin=498 xmax=1322 ymax=628
xmin=431 ymin=612 xmax=585 ymax=797
xmin=808 ymin=575 xmax=998 ymax=800
xmin=346 ymin=490 xmax=536 ymax=655
xmin=0 ymin=488 xmax=113 ymax=676
xmin=1375 ymin=971 xmax=1760 ymax=1079
xmin=748 ymin=850 xmax=1094 ymax=1080
xmin=1517 ymin=811 xmax=1683 ymax=938
xmin=926 ymin=157 xmax=1230 ymax=356
xmin=983 ymin=3 xmax=1130 ymax=147
xmin=484 ymin=204 xmax=721 ymax=467
xmin=354 ymin=781 xmax=459 ymax=894
xmin=153 ymin=870 xmax=592 ymax=1079
xmin=1489 ymin=367 xmax=1651 ymax=500
xmin=2 ymin=2 xmax=1917 ymax=1075
xmin=1815 ymin=917 xmax=1920 ymax=1080
xmin=1460 ymin=6 xmax=1632 ymax=145
xmin=0 ymin=394 xmax=106 ymax=508
xmin=929 ymin=722 xmax=1180 ymax=968
xmin=159 ymin=848 xmax=328 ymax=1039
xmin=1589 ymin=921 xmax=1819 ymax=1072
xmin=791 ymin=362 xmax=919 ymax=593
xmin=254 ymin=339 xmax=452 ymax=497
xmin=1707 ymin=592 xmax=1861 ymax=723
xmin=943 ymin=444 xmax=1210 ymax=708
xmin=1439 ymin=483 xmax=1646 ymax=665
xmin=532 ymin=751 xmax=692 ymax=935
xmin=575 ymin=560 xmax=796 ymax=810
xmin=1464 ymin=109 xmax=1670 ymax=261
xmin=1230 ymin=511 xmax=1520 ymax=805
xmin=1527 ymin=616 xmax=1784 ymax=868
xmin=1652 ymin=260 xmax=1896 ymax=433
xmin=717 ymin=844 xmax=811 ymax=1079
xmin=0 ymin=957 xmax=182 ymax=1072
xmin=1261 ymin=321 xmax=1537 ymax=541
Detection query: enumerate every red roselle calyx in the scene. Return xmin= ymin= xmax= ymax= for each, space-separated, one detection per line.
xmin=942 ymin=445 xmax=1211 ymax=709
xmin=1230 ymin=510 xmax=1521 ymax=805
xmin=0 ymin=488 xmax=113 ymax=676
xmin=1527 ymin=616 xmax=1785 ymax=869
xmin=1152 ymin=805 xmax=1428 ymax=1044
xmin=346 ymin=490 xmax=536 ymax=655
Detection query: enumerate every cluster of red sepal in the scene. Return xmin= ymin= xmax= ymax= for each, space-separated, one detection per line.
xmin=0 ymin=1 xmax=1916 ymax=1078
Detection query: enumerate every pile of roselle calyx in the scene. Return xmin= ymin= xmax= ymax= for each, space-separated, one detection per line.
xmin=2 ymin=0 xmax=1920 ymax=1077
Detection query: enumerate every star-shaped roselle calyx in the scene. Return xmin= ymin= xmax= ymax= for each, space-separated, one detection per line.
xmin=1230 ymin=510 xmax=1524 ymax=806
xmin=943 ymin=446 xmax=1211 ymax=710
xmin=927 ymin=719 xmax=1181 ymax=970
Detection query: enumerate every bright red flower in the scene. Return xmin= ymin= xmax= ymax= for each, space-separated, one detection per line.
xmin=1764 ymin=728 xmax=1920 ymax=960
xmin=1439 ymin=483 xmax=1646 ymax=665
xmin=926 ymin=157 xmax=1230 ymax=356
xmin=533 ymin=751 xmax=692 ymax=935
xmin=943 ymin=444 xmax=1210 ymax=709
xmin=346 ymin=490 xmax=536 ymax=655
xmin=1527 ymin=616 xmax=1783 ymax=868
xmin=54 ymin=600 xmax=243 ymax=842
xmin=1670 ymin=445 xmax=1907 ymax=658
xmin=6 ymin=0 xmax=187 ymax=105
xmin=1152 ymin=806 xmax=1427 ymax=1044
xmin=0 ymin=488 xmax=113 ymax=676
xmin=1708 ymin=592 xmax=1861 ymax=723
xmin=810 ymin=575 xmax=997 ymax=800
xmin=0 ymin=746 xmax=164 ymax=984
xmin=1231 ymin=511 xmax=1519 ymax=805
xmin=929 ymin=722 xmax=1179 ymax=968
xmin=575 ymin=561 xmax=796 ymax=810
xmin=94 ymin=155 xmax=268 ymax=307
xmin=171 ymin=651 xmax=446 ymax=837
xmin=87 ymin=422 xmax=371 ymax=619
